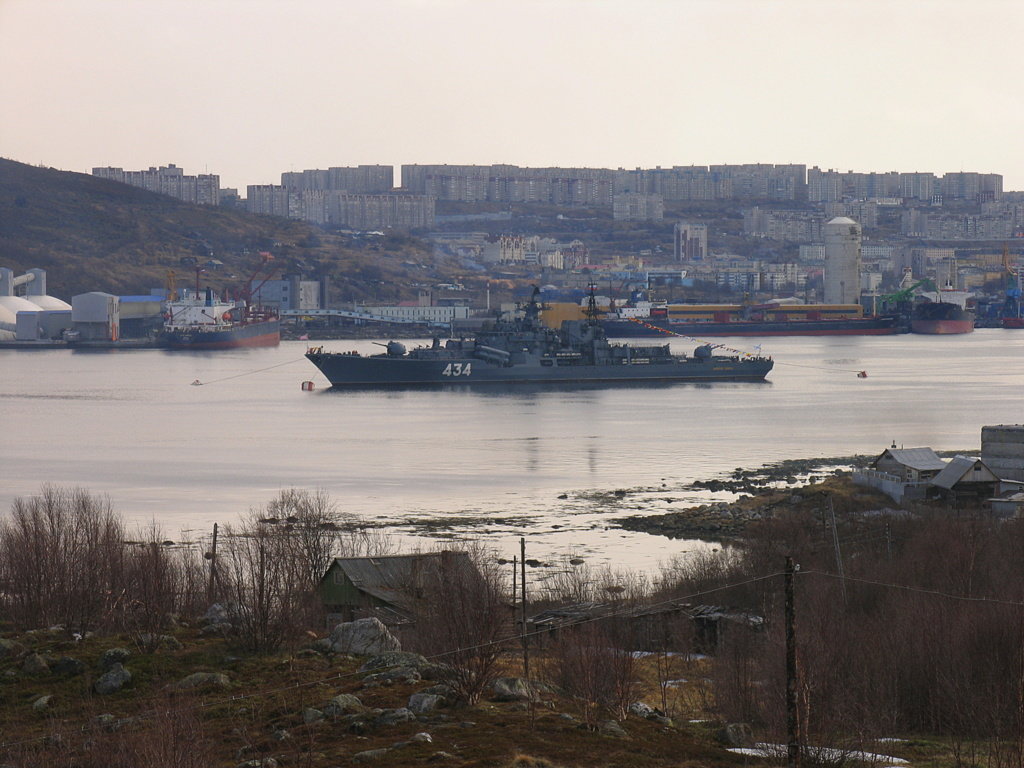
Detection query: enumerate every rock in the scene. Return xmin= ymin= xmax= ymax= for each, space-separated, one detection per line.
xmin=302 ymin=708 xmax=324 ymax=725
xmin=628 ymin=701 xmax=657 ymax=719
xmin=653 ymin=715 xmax=674 ymax=727
xmin=94 ymin=663 xmax=131 ymax=695
xmin=717 ymin=722 xmax=754 ymax=747
xmin=491 ymin=677 xmax=538 ymax=702
xmin=51 ymin=656 xmax=86 ymax=676
xmin=407 ymin=693 xmax=443 ymax=713
xmin=418 ymin=684 xmax=456 ymax=704
xmin=310 ymin=638 xmax=332 ymax=654
xmin=168 ymin=672 xmax=231 ymax=691
xmin=236 ymin=760 xmax=278 ymax=768
xmin=0 ymin=638 xmax=27 ymax=659
xmin=94 ymin=713 xmax=117 ymax=730
xmin=358 ymin=651 xmax=430 ymax=674
xmin=428 ymin=752 xmax=456 ymax=762
xmin=410 ymin=732 xmax=433 ymax=743
xmin=22 ymin=653 xmax=50 ymax=675
xmin=353 ymin=749 xmax=390 ymax=763
xmin=32 ymin=694 xmax=52 ymax=711
xmin=328 ymin=618 xmax=400 ymax=656
xmin=375 ymin=707 xmax=416 ymax=726
xmin=270 ymin=729 xmax=291 ymax=741
xmin=597 ymin=720 xmax=629 ymax=738
xmin=199 ymin=622 xmax=233 ymax=637
xmin=202 ymin=603 xmax=232 ymax=625
xmin=138 ymin=633 xmax=183 ymax=651
xmin=322 ymin=693 xmax=366 ymax=717
xmin=363 ymin=665 xmax=421 ymax=686
xmin=100 ymin=647 xmax=131 ymax=670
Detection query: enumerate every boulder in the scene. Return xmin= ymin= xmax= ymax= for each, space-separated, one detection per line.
xmin=628 ymin=701 xmax=659 ymax=719
xmin=32 ymin=694 xmax=52 ymax=711
xmin=168 ymin=672 xmax=231 ymax=691
xmin=491 ymin=677 xmax=538 ymax=702
xmin=353 ymin=749 xmax=390 ymax=763
xmin=410 ymin=732 xmax=433 ymax=743
xmin=597 ymin=720 xmax=629 ymax=739
xmin=94 ymin=663 xmax=131 ymax=695
xmin=202 ymin=603 xmax=232 ymax=625
xmin=100 ymin=647 xmax=131 ymax=670
xmin=138 ymin=633 xmax=183 ymax=651
xmin=375 ymin=707 xmax=416 ymax=726
xmin=407 ymin=693 xmax=443 ymax=714
xmin=22 ymin=653 xmax=50 ymax=675
xmin=322 ymin=693 xmax=366 ymax=717
xmin=0 ymin=638 xmax=26 ymax=659
xmin=51 ymin=656 xmax=86 ymax=676
xmin=302 ymin=708 xmax=324 ymax=725
xmin=717 ymin=722 xmax=754 ymax=747
xmin=328 ymin=618 xmax=400 ymax=656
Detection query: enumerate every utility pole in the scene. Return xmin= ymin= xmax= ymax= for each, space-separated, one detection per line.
xmin=521 ymin=537 xmax=529 ymax=680
xmin=828 ymin=496 xmax=847 ymax=604
xmin=207 ymin=522 xmax=219 ymax=604
xmin=785 ymin=556 xmax=801 ymax=768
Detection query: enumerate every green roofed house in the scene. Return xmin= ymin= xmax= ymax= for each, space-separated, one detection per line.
xmin=318 ymin=551 xmax=473 ymax=628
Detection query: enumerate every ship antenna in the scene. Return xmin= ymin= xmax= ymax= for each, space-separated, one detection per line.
xmin=584 ymin=283 xmax=601 ymax=325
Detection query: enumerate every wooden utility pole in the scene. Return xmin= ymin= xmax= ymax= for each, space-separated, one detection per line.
xmin=785 ymin=556 xmax=801 ymax=768
xmin=207 ymin=522 xmax=219 ymax=604
xmin=521 ymin=537 xmax=530 ymax=679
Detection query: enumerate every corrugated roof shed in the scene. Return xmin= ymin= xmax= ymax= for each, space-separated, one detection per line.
xmin=876 ymin=447 xmax=947 ymax=471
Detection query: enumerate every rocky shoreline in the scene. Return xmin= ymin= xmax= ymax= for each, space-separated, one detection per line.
xmin=614 ymin=451 xmax=974 ymax=542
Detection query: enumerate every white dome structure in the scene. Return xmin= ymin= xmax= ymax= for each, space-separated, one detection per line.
xmin=0 ymin=295 xmax=43 ymax=339
xmin=25 ymin=295 xmax=71 ymax=311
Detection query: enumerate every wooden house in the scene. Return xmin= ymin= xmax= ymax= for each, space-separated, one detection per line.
xmin=930 ymin=455 xmax=1000 ymax=502
xmin=871 ymin=446 xmax=947 ymax=482
xmin=318 ymin=551 xmax=472 ymax=627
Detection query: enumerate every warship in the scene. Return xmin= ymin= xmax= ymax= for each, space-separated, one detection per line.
xmin=305 ymin=288 xmax=774 ymax=388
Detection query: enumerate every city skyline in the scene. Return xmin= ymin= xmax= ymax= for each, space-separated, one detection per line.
xmin=2 ymin=0 xmax=1022 ymax=191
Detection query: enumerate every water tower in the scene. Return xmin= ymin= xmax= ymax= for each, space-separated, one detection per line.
xmin=823 ymin=217 xmax=862 ymax=305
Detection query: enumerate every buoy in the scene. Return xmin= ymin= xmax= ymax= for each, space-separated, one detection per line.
xmin=301 ymin=381 xmax=315 ymax=392
xmin=857 ymin=371 xmax=868 ymax=378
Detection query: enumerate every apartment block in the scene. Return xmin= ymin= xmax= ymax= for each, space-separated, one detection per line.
xmin=280 ymin=165 xmax=393 ymax=193
xmin=93 ymin=164 xmax=220 ymax=205
xmin=612 ymin=193 xmax=664 ymax=221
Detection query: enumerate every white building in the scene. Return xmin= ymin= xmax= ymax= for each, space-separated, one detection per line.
xmin=823 ymin=217 xmax=862 ymax=305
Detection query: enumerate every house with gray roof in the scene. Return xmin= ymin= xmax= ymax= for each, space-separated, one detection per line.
xmin=931 ymin=455 xmax=1000 ymax=502
xmin=318 ymin=551 xmax=473 ymax=627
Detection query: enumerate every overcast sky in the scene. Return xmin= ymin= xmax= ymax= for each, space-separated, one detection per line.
xmin=2 ymin=0 xmax=1022 ymax=191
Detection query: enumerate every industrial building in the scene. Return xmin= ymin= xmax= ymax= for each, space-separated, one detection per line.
xmin=823 ymin=217 xmax=862 ymax=305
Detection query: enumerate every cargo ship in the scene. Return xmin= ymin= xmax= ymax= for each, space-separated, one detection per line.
xmin=910 ymin=288 xmax=974 ymax=335
xmin=305 ymin=288 xmax=773 ymax=388
xmin=542 ymin=299 xmax=900 ymax=338
xmin=163 ymin=289 xmax=280 ymax=349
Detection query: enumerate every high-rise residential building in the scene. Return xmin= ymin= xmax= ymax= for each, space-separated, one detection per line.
xmin=92 ymin=164 xmax=221 ymax=205
xmin=673 ymin=221 xmax=708 ymax=261
xmin=612 ymin=193 xmax=663 ymax=221
xmin=280 ymin=165 xmax=394 ymax=193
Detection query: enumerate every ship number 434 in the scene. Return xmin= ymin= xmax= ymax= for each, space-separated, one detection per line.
xmin=442 ymin=363 xmax=472 ymax=376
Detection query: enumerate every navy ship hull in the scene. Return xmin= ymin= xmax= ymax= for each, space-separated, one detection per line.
xmin=305 ymin=349 xmax=773 ymax=387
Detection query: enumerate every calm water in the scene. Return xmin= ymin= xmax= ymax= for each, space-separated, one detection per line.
xmin=2 ymin=331 xmax=1023 ymax=574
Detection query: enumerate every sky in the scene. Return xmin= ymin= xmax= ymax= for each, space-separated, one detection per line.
xmin=2 ymin=0 xmax=1022 ymax=191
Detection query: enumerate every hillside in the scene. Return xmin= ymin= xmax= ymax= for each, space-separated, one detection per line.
xmin=0 ymin=158 xmax=452 ymax=302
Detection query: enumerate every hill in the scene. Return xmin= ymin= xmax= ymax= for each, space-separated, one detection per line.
xmin=0 ymin=158 xmax=451 ymax=301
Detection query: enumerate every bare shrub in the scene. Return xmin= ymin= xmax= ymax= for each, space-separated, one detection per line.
xmin=0 ymin=485 xmax=126 ymax=631
xmin=407 ymin=544 xmax=512 ymax=705
xmin=544 ymin=618 xmax=639 ymax=725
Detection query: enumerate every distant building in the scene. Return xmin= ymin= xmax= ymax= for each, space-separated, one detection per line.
xmin=92 ymin=164 xmax=220 ymax=205
xmin=673 ymin=221 xmax=708 ymax=262
xmin=612 ymin=193 xmax=663 ymax=221
xmin=245 ymin=188 xmax=434 ymax=230
xmin=280 ymin=165 xmax=394 ymax=193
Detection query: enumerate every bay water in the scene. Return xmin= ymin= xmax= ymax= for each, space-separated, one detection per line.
xmin=2 ymin=331 xmax=1022 ymax=576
